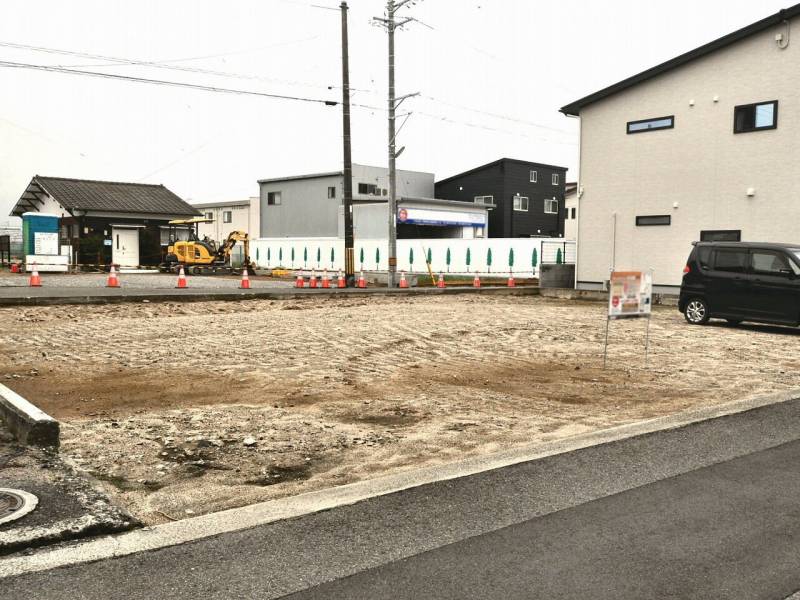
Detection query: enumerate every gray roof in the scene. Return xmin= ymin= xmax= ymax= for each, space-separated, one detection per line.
xmin=435 ymin=158 xmax=568 ymax=187
xmin=257 ymin=170 xmax=342 ymax=184
xmin=12 ymin=176 xmax=199 ymax=217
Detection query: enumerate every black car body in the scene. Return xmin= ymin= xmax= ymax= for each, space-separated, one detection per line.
xmin=679 ymin=242 xmax=800 ymax=326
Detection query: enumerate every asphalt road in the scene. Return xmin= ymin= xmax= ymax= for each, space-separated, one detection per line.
xmin=3 ymin=402 xmax=800 ymax=599
xmin=289 ymin=439 xmax=800 ymax=600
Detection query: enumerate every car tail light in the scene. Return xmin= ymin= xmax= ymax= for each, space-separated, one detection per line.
xmin=683 ymin=264 xmax=691 ymax=274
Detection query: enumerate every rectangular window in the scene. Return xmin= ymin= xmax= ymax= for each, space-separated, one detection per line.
xmin=635 ymin=215 xmax=671 ymax=226
xmin=571 ymin=208 xmax=576 ymax=219
xmin=513 ymin=195 xmax=529 ymax=211
xmin=530 ymin=170 xmax=538 ymax=183
xmin=358 ymin=183 xmax=379 ymax=195
xmin=551 ymin=173 xmax=559 ymax=185
xmin=700 ymin=230 xmax=741 ymax=242
xmin=627 ymin=115 xmax=675 ymax=134
xmin=474 ymin=195 xmax=494 ymax=205
xmin=267 ymin=191 xmax=282 ymax=205
xmin=327 ymin=186 xmax=336 ymax=199
xmin=713 ymin=248 xmax=749 ymax=273
xmin=564 ymin=208 xmax=569 ymax=219
xmin=204 ymin=211 xmax=213 ymax=220
xmin=223 ymin=211 xmax=232 ymax=223
xmin=734 ymin=100 xmax=777 ymax=133
xmin=545 ymin=199 xmax=558 ymax=214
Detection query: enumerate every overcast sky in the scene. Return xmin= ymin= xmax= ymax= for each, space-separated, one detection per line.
xmin=0 ymin=0 xmax=790 ymax=224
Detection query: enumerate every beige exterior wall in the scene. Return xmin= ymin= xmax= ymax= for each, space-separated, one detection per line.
xmin=576 ymin=18 xmax=800 ymax=289
xmin=195 ymin=197 xmax=259 ymax=242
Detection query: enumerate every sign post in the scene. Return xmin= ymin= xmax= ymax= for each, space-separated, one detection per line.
xmin=604 ymin=269 xmax=653 ymax=369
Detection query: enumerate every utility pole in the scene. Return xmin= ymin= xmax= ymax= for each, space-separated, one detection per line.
xmin=341 ymin=1 xmax=355 ymax=284
xmin=374 ymin=1 xmax=418 ymax=288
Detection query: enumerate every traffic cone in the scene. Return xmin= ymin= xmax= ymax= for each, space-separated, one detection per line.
xmin=176 ymin=265 xmax=188 ymax=289
xmin=399 ymin=271 xmax=409 ymax=288
xmin=321 ymin=269 xmax=330 ymax=289
xmin=106 ymin=264 xmax=120 ymax=288
xmin=437 ymin=272 xmax=445 ymax=288
xmin=28 ymin=262 xmax=41 ymax=287
xmin=473 ymin=272 xmax=481 ymax=288
xmin=357 ymin=270 xmax=367 ymax=288
xmin=507 ymin=270 xmax=516 ymax=288
xmin=309 ymin=270 xmax=318 ymax=289
xmin=295 ymin=272 xmax=305 ymax=288
xmin=337 ymin=270 xmax=346 ymax=288
xmin=240 ymin=268 xmax=251 ymax=289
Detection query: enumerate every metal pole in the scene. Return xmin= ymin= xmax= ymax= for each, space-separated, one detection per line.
xmin=387 ymin=0 xmax=398 ymax=288
xmin=341 ymin=1 xmax=355 ymax=285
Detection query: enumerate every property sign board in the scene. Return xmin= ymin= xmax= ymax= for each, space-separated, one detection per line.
xmin=33 ymin=231 xmax=59 ymax=255
xmin=398 ymin=207 xmax=486 ymax=228
xmin=608 ymin=270 xmax=652 ymax=319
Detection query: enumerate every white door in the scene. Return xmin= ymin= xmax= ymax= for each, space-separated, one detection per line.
xmin=112 ymin=228 xmax=140 ymax=267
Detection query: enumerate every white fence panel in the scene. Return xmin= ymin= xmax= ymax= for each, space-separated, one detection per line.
xmin=251 ymin=237 xmax=575 ymax=277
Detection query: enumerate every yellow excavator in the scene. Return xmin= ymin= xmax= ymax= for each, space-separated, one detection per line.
xmin=159 ymin=217 xmax=254 ymax=275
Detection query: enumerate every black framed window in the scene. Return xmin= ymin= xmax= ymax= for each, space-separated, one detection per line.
xmin=267 ymin=191 xmax=282 ymax=205
xmin=734 ymin=100 xmax=777 ymax=133
xmin=327 ymin=186 xmax=336 ymax=199
xmin=223 ymin=211 xmax=232 ymax=223
xmin=700 ymin=230 xmax=741 ymax=242
xmin=636 ymin=215 xmax=671 ymax=226
xmin=627 ymin=116 xmax=674 ymax=134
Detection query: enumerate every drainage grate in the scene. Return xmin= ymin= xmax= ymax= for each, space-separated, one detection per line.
xmin=0 ymin=488 xmax=38 ymax=526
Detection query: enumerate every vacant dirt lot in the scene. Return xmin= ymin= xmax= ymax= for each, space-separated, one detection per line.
xmin=1 ymin=295 xmax=798 ymax=524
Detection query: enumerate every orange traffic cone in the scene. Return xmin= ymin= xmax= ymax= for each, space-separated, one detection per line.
xmin=295 ymin=272 xmax=305 ymax=288
xmin=399 ymin=271 xmax=409 ymax=288
xmin=28 ymin=262 xmax=41 ymax=287
xmin=437 ymin=272 xmax=445 ymax=288
xmin=321 ymin=269 xmax=330 ymax=289
xmin=473 ymin=272 xmax=481 ymax=288
xmin=176 ymin=265 xmax=188 ymax=289
xmin=309 ymin=270 xmax=318 ymax=289
xmin=337 ymin=270 xmax=346 ymax=288
xmin=240 ymin=268 xmax=251 ymax=289
xmin=106 ymin=264 xmax=120 ymax=288
xmin=507 ymin=271 xmax=516 ymax=288
xmin=357 ymin=271 xmax=367 ymax=288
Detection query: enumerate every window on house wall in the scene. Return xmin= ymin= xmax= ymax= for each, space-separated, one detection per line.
xmin=545 ymin=199 xmax=558 ymax=214
xmin=627 ymin=116 xmax=675 ymax=134
xmin=700 ymin=230 xmax=741 ymax=242
xmin=571 ymin=208 xmax=576 ymax=219
xmin=734 ymin=100 xmax=777 ymax=133
xmin=267 ymin=191 xmax=282 ymax=205
xmin=358 ymin=183 xmax=379 ymax=195
xmin=204 ymin=212 xmax=213 ymax=220
xmin=636 ymin=215 xmax=671 ymax=226
xmin=513 ymin=195 xmax=529 ymax=211
xmin=474 ymin=195 xmax=493 ymax=205
xmin=530 ymin=170 xmax=538 ymax=183
xmin=223 ymin=211 xmax=232 ymax=223
xmin=327 ymin=186 xmax=336 ymax=199
xmin=551 ymin=174 xmax=559 ymax=185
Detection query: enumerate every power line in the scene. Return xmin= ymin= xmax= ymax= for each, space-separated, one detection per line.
xmin=0 ymin=60 xmax=383 ymax=110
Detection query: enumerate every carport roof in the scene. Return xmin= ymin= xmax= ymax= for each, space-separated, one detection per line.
xmin=10 ymin=176 xmax=200 ymax=217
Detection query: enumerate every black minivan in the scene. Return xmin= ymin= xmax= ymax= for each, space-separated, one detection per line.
xmin=679 ymin=242 xmax=800 ymax=326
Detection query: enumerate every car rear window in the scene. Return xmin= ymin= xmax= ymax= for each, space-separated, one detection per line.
xmin=696 ymin=246 xmax=712 ymax=269
xmin=713 ymin=248 xmax=749 ymax=273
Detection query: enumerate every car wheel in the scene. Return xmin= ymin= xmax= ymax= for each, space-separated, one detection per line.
xmin=725 ymin=319 xmax=742 ymax=326
xmin=684 ymin=298 xmax=710 ymax=325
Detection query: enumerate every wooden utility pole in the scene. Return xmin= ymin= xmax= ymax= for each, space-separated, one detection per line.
xmin=341 ymin=1 xmax=355 ymax=283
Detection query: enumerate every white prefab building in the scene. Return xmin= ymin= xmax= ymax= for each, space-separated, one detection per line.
xmin=561 ymin=4 xmax=800 ymax=291
xmin=564 ymin=182 xmax=578 ymax=241
xmin=193 ymin=197 xmax=260 ymax=243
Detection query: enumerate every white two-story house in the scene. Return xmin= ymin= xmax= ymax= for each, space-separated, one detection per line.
xmin=561 ymin=4 xmax=800 ymax=291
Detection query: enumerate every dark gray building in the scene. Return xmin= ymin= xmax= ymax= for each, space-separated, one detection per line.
xmin=435 ymin=158 xmax=567 ymax=238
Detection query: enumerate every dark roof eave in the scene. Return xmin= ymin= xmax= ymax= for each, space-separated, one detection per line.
xmin=560 ymin=4 xmax=800 ymax=116
xmin=435 ymin=158 xmax=568 ymax=187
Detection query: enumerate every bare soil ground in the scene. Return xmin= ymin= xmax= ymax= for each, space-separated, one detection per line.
xmin=1 ymin=295 xmax=798 ymax=525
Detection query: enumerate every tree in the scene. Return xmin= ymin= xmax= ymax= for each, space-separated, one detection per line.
xmin=487 ymin=248 xmax=493 ymax=272
xmin=446 ymin=248 xmax=451 ymax=272
xmin=508 ymin=247 xmax=515 ymax=268
xmin=466 ymin=247 xmax=471 ymax=268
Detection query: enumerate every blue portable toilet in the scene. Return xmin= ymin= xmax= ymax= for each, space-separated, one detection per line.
xmin=22 ymin=212 xmax=60 ymax=256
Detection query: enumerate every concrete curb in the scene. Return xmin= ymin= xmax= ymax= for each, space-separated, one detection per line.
xmin=0 ymin=285 xmax=539 ymax=307
xmin=1 ymin=387 xmax=798 ymax=578
xmin=0 ymin=384 xmax=59 ymax=447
